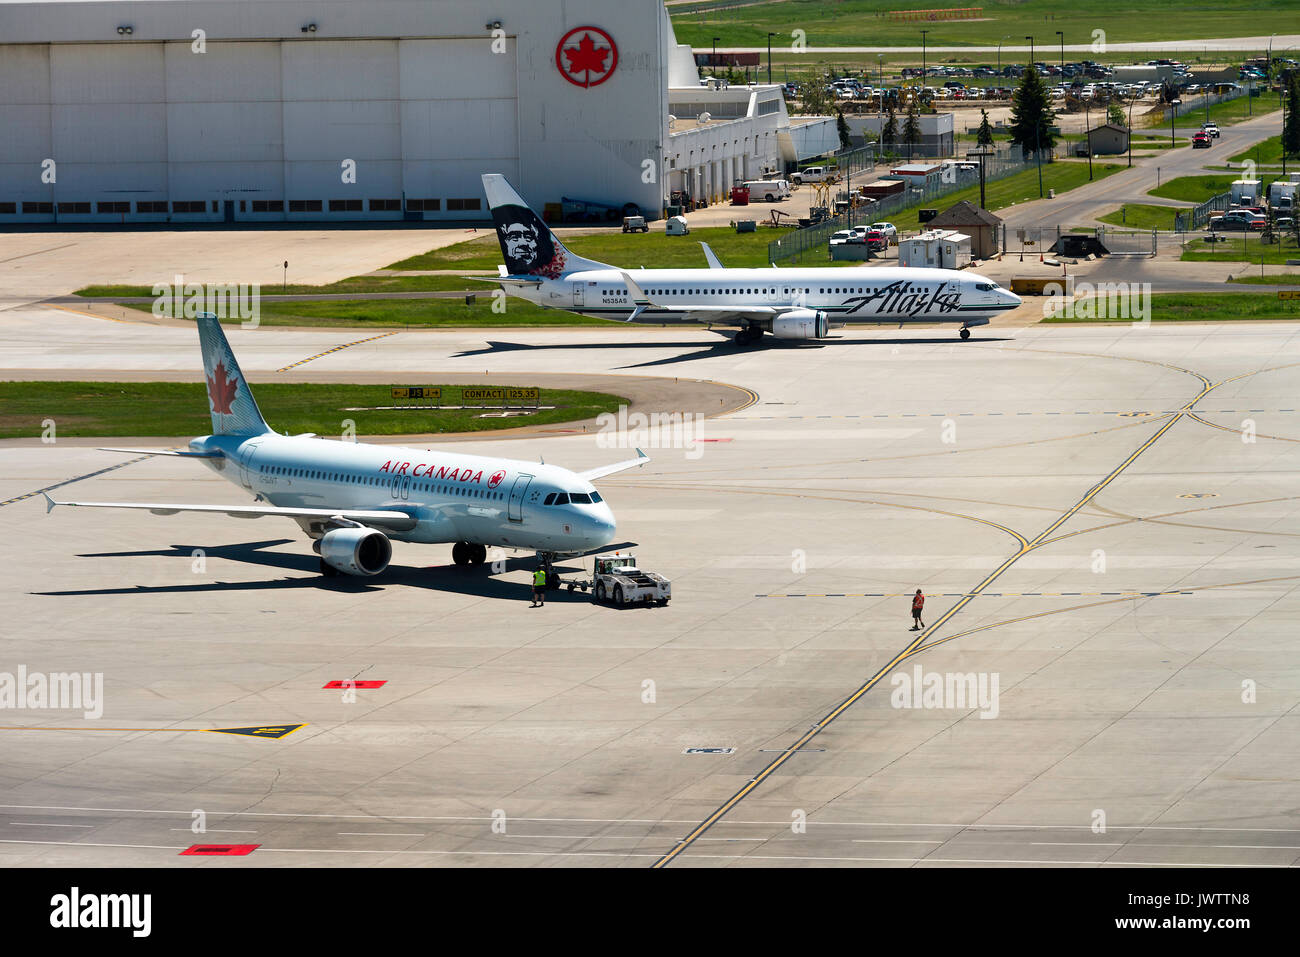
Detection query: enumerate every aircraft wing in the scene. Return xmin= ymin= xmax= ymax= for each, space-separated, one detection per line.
xmin=43 ymin=494 xmax=418 ymax=531
xmin=619 ymin=270 xmax=780 ymax=326
xmin=700 ymin=242 xmax=725 ymax=269
xmin=578 ymin=448 xmax=650 ymax=482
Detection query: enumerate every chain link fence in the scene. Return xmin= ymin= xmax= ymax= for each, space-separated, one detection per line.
xmin=769 ymin=146 xmax=1054 ymax=264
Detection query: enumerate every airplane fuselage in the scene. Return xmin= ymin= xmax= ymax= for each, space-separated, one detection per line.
xmin=509 ymin=265 xmax=1020 ymax=327
xmin=190 ymin=432 xmax=617 ymax=555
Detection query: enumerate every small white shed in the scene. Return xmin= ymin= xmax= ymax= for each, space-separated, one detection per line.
xmin=898 ymin=229 xmax=971 ymax=270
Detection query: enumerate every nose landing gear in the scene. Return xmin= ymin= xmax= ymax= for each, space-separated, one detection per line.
xmin=959 ymin=327 xmax=971 ymax=340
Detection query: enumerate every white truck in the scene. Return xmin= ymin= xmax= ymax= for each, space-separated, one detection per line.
xmin=588 ymin=554 xmax=671 ymax=607
xmin=743 ymin=178 xmax=791 ymax=201
xmin=791 ymin=166 xmax=832 ymax=185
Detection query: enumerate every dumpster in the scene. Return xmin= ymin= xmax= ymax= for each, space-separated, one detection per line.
xmin=731 ymin=186 xmax=750 ymax=205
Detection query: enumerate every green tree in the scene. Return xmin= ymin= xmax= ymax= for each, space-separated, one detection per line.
xmin=1008 ymin=64 xmax=1057 ymax=159
xmin=836 ymin=107 xmax=852 ymax=152
xmin=1283 ymin=74 xmax=1300 ymax=164
xmin=881 ymin=108 xmax=898 ymax=155
xmin=903 ymin=101 xmax=922 ymax=160
xmin=1108 ymin=101 xmax=1126 ymax=127
xmin=976 ymin=108 xmax=994 ymax=147
xmin=797 ymin=70 xmax=831 ymax=116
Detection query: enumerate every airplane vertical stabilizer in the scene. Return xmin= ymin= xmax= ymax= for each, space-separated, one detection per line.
xmin=482 ymin=173 xmax=613 ymax=278
xmin=196 ymin=312 xmax=271 ymax=437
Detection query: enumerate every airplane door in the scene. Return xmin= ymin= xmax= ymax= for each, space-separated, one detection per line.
xmin=572 ymin=283 xmax=585 ymax=308
xmin=508 ymin=473 xmax=533 ymax=523
xmin=237 ymin=438 xmax=262 ymax=490
xmin=391 ymin=475 xmax=410 ymax=500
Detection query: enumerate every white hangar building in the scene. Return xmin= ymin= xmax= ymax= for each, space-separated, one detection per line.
xmin=0 ymin=0 xmax=837 ymax=224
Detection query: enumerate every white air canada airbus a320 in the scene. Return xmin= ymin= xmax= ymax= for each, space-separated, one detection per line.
xmin=480 ymin=173 xmax=1021 ymax=344
xmin=44 ymin=313 xmax=646 ymax=581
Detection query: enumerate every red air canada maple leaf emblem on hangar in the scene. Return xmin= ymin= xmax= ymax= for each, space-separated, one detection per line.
xmin=556 ymin=27 xmax=618 ymax=88
xmin=207 ymin=358 xmax=238 ymax=415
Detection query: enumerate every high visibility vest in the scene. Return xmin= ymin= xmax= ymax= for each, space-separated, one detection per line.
xmin=533 ymin=570 xmax=547 ymax=587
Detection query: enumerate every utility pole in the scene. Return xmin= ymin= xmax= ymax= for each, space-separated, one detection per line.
xmin=998 ymin=36 xmax=1009 ymax=76
xmin=1026 ymin=35 xmax=1035 ymax=69
xmin=712 ymin=36 xmax=719 ymax=74
xmin=1127 ymin=95 xmax=1136 ymax=168
xmin=1085 ymin=99 xmax=1093 ymax=180
xmin=767 ymin=32 xmax=774 ymax=85
xmin=1056 ymin=31 xmax=1064 ymax=75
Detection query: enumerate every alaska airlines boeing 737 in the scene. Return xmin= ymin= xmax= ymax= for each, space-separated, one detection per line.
xmin=480 ymin=173 xmax=1021 ymax=345
xmin=44 ymin=313 xmax=646 ymax=579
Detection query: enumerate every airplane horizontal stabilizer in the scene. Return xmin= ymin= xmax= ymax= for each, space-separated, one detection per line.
xmin=97 ymin=447 xmax=224 ymax=458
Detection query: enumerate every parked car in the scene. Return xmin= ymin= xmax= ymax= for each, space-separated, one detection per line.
xmin=870 ymin=221 xmax=898 ymax=241
xmin=1210 ymin=210 xmax=1266 ymax=231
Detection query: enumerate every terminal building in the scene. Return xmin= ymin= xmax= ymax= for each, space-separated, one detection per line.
xmin=0 ymin=0 xmax=836 ymax=224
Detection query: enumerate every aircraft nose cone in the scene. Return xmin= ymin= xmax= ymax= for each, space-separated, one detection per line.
xmin=587 ymin=504 xmax=616 ymax=544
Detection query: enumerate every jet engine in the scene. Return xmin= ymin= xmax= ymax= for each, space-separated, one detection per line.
xmin=319 ymin=526 xmax=392 ymax=576
xmin=770 ymin=309 xmax=829 ymax=340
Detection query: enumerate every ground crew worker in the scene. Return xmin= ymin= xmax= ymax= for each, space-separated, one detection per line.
xmin=910 ymin=589 xmax=925 ymax=631
xmin=531 ymin=565 xmax=548 ymax=607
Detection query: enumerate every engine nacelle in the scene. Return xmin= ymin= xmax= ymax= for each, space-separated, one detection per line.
xmin=770 ymin=309 xmax=829 ymax=340
xmin=320 ymin=527 xmax=392 ymax=576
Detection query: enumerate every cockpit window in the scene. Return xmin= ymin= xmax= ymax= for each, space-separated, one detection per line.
xmin=589 ymin=491 xmax=603 ymax=503
xmin=543 ymin=493 xmax=555 ymax=505
xmin=569 ymin=492 xmax=592 ymax=504
xmin=553 ymin=492 xmax=570 ymax=505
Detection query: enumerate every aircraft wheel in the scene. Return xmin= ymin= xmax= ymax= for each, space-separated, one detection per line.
xmin=470 ymin=543 xmax=487 ymax=564
xmin=452 ymin=542 xmax=469 ymax=565
xmin=546 ymin=570 xmax=560 ymax=590
xmin=960 ymin=327 xmax=971 ymax=340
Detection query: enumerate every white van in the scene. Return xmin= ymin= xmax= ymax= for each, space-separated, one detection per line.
xmin=743 ymin=179 xmax=791 ymax=201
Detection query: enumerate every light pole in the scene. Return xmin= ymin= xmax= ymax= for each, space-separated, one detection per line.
xmin=1170 ymin=97 xmax=1180 ymax=148
xmin=767 ymin=32 xmax=774 ymax=84
xmin=1026 ymin=35 xmax=1035 ymax=68
xmin=1056 ymin=30 xmax=1064 ymax=75
xmin=1085 ymin=98 xmax=1093 ymax=180
xmin=1127 ymin=94 xmax=1136 ymax=167
xmin=712 ymin=36 xmax=719 ymax=75
xmin=878 ymin=54 xmax=884 ymax=119
xmin=998 ymin=35 xmax=1009 ymax=76
xmin=921 ymin=29 xmax=929 ymax=91
xmin=967 ymin=148 xmax=993 ymax=209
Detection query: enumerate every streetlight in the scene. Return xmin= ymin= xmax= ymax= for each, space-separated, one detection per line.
xmin=1084 ymin=97 xmax=1093 ymax=180
xmin=920 ymin=29 xmax=929 ymax=91
xmin=1127 ymin=94 xmax=1137 ymax=167
xmin=1170 ymin=97 xmax=1180 ymax=149
xmin=767 ymin=32 xmax=774 ymax=84
xmin=1026 ymin=35 xmax=1034 ymax=68
xmin=997 ymin=35 xmax=1009 ymax=76
xmin=878 ymin=54 xmax=884 ymax=119
xmin=1056 ymin=30 xmax=1064 ymax=75
xmin=712 ymin=36 xmax=719 ymax=73
xmin=967 ymin=148 xmax=993 ymax=209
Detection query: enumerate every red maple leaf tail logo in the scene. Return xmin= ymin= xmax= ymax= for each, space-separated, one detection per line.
xmin=564 ymin=32 xmax=610 ymax=79
xmin=206 ymin=358 xmax=239 ymax=415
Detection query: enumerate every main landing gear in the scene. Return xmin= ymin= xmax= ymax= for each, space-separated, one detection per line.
xmin=733 ymin=325 xmax=764 ymax=347
xmin=452 ymin=541 xmax=487 ymax=565
xmin=959 ymin=327 xmax=971 ymax=340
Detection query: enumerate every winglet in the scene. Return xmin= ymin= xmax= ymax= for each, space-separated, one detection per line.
xmin=700 ymin=242 xmax=724 ymax=269
xmin=43 ymin=492 xmax=57 ymax=513
xmin=621 ymin=271 xmax=655 ymax=322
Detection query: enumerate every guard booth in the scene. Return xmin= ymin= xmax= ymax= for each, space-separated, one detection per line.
xmin=898 ymin=230 xmax=971 ymax=270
